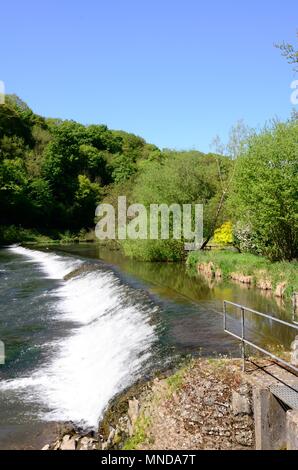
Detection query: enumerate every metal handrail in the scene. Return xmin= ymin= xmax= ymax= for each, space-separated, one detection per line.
xmin=223 ymin=300 xmax=298 ymax=374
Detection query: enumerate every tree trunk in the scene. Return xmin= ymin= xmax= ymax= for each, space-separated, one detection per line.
xmin=200 ymin=192 xmax=226 ymax=250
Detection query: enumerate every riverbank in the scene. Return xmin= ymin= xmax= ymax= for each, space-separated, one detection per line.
xmin=2 ymin=225 xmax=297 ymax=306
xmin=0 ymin=225 xmax=97 ymax=246
xmin=43 ymin=358 xmax=255 ymax=451
xmin=1 ymin=244 xmax=294 ymax=450
xmin=187 ymin=251 xmax=298 ymax=301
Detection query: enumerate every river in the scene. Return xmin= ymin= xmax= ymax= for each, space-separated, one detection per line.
xmin=0 ymin=244 xmax=295 ymax=449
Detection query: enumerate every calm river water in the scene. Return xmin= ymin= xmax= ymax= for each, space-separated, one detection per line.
xmin=0 ymin=244 xmax=295 ymax=448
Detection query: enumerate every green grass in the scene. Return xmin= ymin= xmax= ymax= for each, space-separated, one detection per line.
xmin=122 ymin=415 xmax=151 ymax=450
xmin=166 ymin=369 xmax=185 ymax=394
xmin=166 ymin=359 xmax=194 ymax=394
xmin=187 ymin=250 xmax=298 ymax=299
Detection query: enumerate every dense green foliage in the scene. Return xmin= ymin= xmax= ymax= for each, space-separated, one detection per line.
xmin=228 ymin=121 xmax=298 ymax=261
xmin=121 ymin=151 xmax=232 ymax=260
xmin=1 ymin=95 xmax=297 ymax=264
xmin=0 ymin=95 xmax=158 ymax=233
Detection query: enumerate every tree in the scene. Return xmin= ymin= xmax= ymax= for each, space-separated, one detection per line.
xmin=120 ymin=151 xmax=230 ymax=261
xmin=0 ymin=99 xmax=33 ymax=146
xmin=109 ymin=131 xmax=149 ymax=183
xmin=276 ymin=31 xmax=298 ymax=73
xmin=0 ymin=95 xmax=164 ymax=234
xmin=79 ymin=144 xmax=110 ymax=185
xmin=229 ymin=120 xmax=298 ymax=261
xmin=72 ymin=175 xmax=102 ymax=228
xmin=0 ymin=154 xmax=28 ymax=225
xmin=200 ymin=121 xmax=250 ymax=249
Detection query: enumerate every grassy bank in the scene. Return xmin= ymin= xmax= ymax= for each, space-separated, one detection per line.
xmin=0 ymin=225 xmax=97 ymax=246
xmin=187 ymin=251 xmax=298 ymax=299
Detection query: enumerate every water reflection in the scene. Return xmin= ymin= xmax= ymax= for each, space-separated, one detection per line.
xmin=52 ymin=244 xmax=295 ymax=355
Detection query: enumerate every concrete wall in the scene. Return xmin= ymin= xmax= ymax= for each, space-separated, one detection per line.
xmin=287 ymin=411 xmax=298 ymax=451
xmin=253 ymin=386 xmax=287 ymax=450
xmin=253 ymin=385 xmax=298 ymax=450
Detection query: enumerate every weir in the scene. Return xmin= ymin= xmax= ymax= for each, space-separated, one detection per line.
xmin=223 ymin=300 xmax=298 ymax=450
xmin=1 ymin=246 xmax=156 ymax=429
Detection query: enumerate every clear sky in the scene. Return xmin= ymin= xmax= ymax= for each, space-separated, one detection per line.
xmin=1 ymin=0 xmax=297 ymax=152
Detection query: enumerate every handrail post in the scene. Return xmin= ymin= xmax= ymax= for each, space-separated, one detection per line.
xmin=241 ymin=307 xmax=245 ymax=372
xmin=223 ymin=300 xmax=298 ymax=375
xmin=293 ymin=292 xmax=298 ymax=325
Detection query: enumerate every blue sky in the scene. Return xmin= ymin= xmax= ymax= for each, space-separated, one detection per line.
xmin=1 ymin=0 xmax=297 ymax=152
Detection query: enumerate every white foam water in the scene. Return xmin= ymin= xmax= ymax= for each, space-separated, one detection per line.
xmin=8 ymin=245 xmax=83 ymax=279
xmin=1 ymin=247 xmax=156 ymax=428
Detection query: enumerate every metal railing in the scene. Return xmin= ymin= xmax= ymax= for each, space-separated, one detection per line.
xmin=223 ymin=300 xmax=298 ymax=374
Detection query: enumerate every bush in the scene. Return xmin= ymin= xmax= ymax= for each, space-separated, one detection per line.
xmin=0 ymin=225 xmax=53 ymax=245
xmin=122 ymin=238 xmax=184 ymax=262
xmin=233 ymin=221 xmax=262 ymax=254
xmin=213 ymin=221 xmax=233 ymax=245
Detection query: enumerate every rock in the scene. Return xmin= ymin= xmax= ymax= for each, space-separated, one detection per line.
xmin=204 ymin=396 xmax=216 ymax=406
xmin=235 ymin=430 xmax=253 ymax=447
xmin=287 ymin=410 xmax=298 ymax=450
xmin=257 ymin=279 xmax=272 ymax=291
xmin=215 ymin=269 xmax=222 ymax=280
xmin=230 ymin=273 xmax=253 ymax=285
xmin=64 ymin=263 xmax=98 ymax=281
xmin=128 ymin=398 xmax=140 ymax=437
xmin=238 ymin=384 xmax=250 ymax=396
xmin=291 ymin=336 xmax=298 ymax=367
xmin=107 ymin=427 xmax=116 ymax=444
xmin=41 ymin=444 xmax=50 ymax=451
xmin=198 ymin=262 xmax=215 ymax=279
xmin=52 ymin=440 xmax=61 ymax=450
xmin=112 ymin=429 xmax=123 ymax=447
xmin=77 ymin=436 xmax=97 ymax=450
xmin=232 ymin=390 xmax=251 ymax=416
xmin=275 ymin=282 xmax=287 ymax=298
xmin=77 ymin=437 xmax=89 ymax=451
xmin=101 ymin=427 xmax=116 ymax=450
xmin=57 ymin=421 xmax=76 ymax=438
xmin=60 ymin=434 xmax=76 ymax=451
xmin=90 ymin=359 xmax=256 ymax=451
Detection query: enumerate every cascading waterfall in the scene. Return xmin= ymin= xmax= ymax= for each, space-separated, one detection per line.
xmin=0 ymin=246 xmax=156 ymax=428
xmin=8 ymin=245 xmax=83 ymax=280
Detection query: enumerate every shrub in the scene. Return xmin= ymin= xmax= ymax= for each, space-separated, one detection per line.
xmin=213 ymin=221 xmax=233 ymax=245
